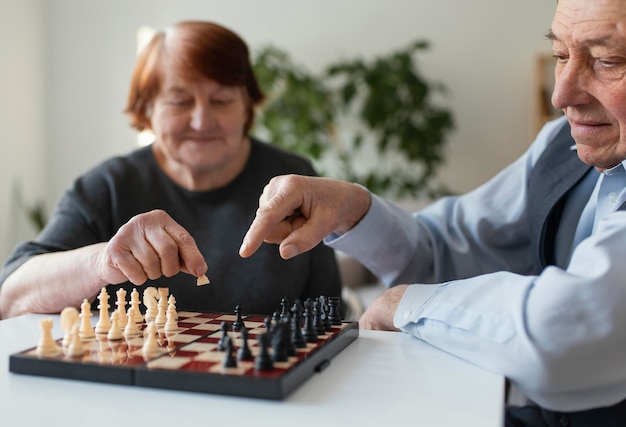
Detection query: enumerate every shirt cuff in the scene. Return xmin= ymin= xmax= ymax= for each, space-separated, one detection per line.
xmin=393 ymin=284 xmax=440 ymax=329
xmin=324 ymin=193 xmax=393 ymax=259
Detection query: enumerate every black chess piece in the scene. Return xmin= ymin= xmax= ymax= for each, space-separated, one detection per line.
xmin=254 ymin=332 xmax=273 ymax=371
xmin=302 ymin=303 xmax=318 ymax=343
xmin=263 ymin=315 xmax=273 ymax=335
xmin=319 ymin=296 xmax=333 ymax=331
xmin=279 ymin=297 xmax=289 ymax=321
xmin=270 ymin=322 xmax=291 ymax=362
xmin=232 ymin=304 xmax=244 ymax=332
xmin=290 ymin=302 xmax=306 ymax=348
xmin=313 ymin=300 xmax=326 ymax=336
xmin=237 ymin=327 xmax=253 ymax=361
xmin=222 ymin=336 xmax=237 ymax=368
xmin=328 ymin=296 xmax=342 ymax=325
xmin=217 ymin=320 xmax=229 ymax=351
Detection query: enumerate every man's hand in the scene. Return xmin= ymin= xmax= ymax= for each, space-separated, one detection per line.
xmin=97 ymin=209 xmax=207 ymax=286
xmin=239 ymin=175 xmax=371 ymax=259
xmin=359 ymin=284 xmax=409 ymax=331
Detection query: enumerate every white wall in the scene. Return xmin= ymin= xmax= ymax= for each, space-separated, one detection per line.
xmin=0 ymin=0 xmax=46 ymax=261
xmin=0 ymin=0 xmax=556 ymax=262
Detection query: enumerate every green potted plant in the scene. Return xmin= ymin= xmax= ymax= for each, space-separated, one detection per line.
xmin=252 ymin=40 xmax=455 ymax=200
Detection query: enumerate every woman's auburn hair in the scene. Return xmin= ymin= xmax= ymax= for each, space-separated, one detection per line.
xmin=124 ymin=21 xmax=264 ymax=134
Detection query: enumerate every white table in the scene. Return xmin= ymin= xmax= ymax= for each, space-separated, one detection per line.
xmin=0 ymin=313 xmax=503 ymax=427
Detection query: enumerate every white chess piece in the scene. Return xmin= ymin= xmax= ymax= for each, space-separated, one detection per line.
xmin=79 ymin=299 xmax=96 ymax=339
xmin=196 ymin=274 xmax=210 ymax=286
xmin=168 ymin=295 xmax=178 ymax=320
xmin=143 ymin=287 xmax=158 ymax=322
xmin=124 ymin=312 xmax=141 ymax=337
xmin=142 ymin=321 xmax=160 ymax=359
xmin=155 ymin=295 xmax=167 ymax=327
xmin=95 ymin=287 xmax=111 ymax=335
xmin=60 ymin=307 xmax=79 ymax=347
xmin=107 ymin=310 xmax=123 ymax=340
xmin=115 ymin=288 xmax=128 ymax=329
xmin=66 ymin=326 xmax=84 ymax=357
xmin=128 ymin=289 xmax=143 ymax=324
xmin=164 ymin=301 xmax=178 ymax=333
xmin=36 ymin=318 xmax=60 ymax=356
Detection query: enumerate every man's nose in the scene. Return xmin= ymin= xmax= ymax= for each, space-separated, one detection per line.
xmin=551 ymin=58 xmax=592 ymax=110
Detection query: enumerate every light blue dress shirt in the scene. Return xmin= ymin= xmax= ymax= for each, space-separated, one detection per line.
xmin=327 ymin=116 xmax=626 ymax=412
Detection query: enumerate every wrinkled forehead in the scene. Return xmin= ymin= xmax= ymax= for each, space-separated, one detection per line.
xmin=552 ymin=0 xmax=626 ymax=44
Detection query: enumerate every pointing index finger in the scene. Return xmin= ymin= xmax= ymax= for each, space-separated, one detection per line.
xmin=239 ymin=207 xmax=280 ymax=258
xmin=239 ymin=175 xmax=307 ymax=258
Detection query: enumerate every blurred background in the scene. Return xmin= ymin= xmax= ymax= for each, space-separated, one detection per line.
xmin=0 ymin=0 xmax=555 ymax=264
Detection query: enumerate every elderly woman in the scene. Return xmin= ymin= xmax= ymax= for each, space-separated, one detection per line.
xmin=0 ymin=21 xmax=341 ymax=318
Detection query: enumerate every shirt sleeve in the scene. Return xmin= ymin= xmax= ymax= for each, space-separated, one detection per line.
xmin=327 ymin=116 xmax=626 ymax=411
xmin=327 ymin=117 xmax=568 ymax=286
xmin=392 ymin=215 xmax=626 ymax=412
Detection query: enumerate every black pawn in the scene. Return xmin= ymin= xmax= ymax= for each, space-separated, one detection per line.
xmin=254 ymin=332 xmax=273 ymax=371
xmin=232 ymin=304 xmax=244 ymax=332
xmin=313 ymin=300 xmax=325 ymax=335
xmin=319 ymin=296 xmax=333 ymax=332
xmin=237 ymin=327 xmax=253 ymax=361
xmin=328 ymin=296 xmax=342 ymax=325
xmin=290 ymin=302 xmax=306 ymax=348
xmin=263 ymin=316 xmax=273 ymax=335
xmin=222 ymin=336 xmax=237 ymax=368
xmin=302 ymin=304 xmax=318 ymax=343
xmin=279 ymin=297 xmax=290 ymax=321
xmin=270 ymin=322 xmax=290 ymax=362
xmin=217 ymin=320 xmax=229 ymax=351
xmin=281 ymin=319 xmax=297 ymax=357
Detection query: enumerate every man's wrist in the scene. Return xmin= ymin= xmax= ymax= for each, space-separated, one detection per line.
xmin=335 ymin=183 xmax=371 ymax=235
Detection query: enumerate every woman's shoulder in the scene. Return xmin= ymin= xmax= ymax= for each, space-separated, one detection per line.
xmin=73 ymin=145 xmax=158 ymax=191
xmin=249 ymin=137 xmax=316 ymax=175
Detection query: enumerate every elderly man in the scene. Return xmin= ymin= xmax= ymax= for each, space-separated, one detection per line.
xmin=240 ymin=0 xmax=626 ymax=425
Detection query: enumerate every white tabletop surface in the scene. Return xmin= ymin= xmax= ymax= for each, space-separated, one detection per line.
xmin=0 ymin=313 xmax=503 ymax=427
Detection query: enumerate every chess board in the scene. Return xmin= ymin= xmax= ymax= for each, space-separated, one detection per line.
xmin=9 ymin=310 xmax=358 ymax=400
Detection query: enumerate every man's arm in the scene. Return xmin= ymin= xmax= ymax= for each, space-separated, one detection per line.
xmin=358 ymin=212 xmax=626 ymax=412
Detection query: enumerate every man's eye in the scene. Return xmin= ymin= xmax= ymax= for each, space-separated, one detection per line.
xmin=596 ymin=58 xmax=623 ymax=68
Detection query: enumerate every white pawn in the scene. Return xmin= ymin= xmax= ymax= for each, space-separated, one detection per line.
xmin=155 ymin=295 xmax=167 ymax=327
xmin=96 ymin=336 xmax=111 ymax=364
xmin=142 ymin=321 xmax=160 ymax=359
xmin=60 ymin=307 xmax=79 ymax=347
xmin=95 ymin=287 xmax=111 ymax=335
xmin=79 ymin=299 xmax=96 ymax=339
xmin=107 ymin=310 xmax=123 ymax=340
xmin=36 ymin=318 xmax=60 ymax=356
xmin=66 ymin=325 xmax=84 ymax=357
xmin=128 ymin=289 xmax=143 ymax=324
xmin=115 ymin=288 xmax=128 ymax=329
xmin=164 ymin=301 xmax=178 ymax=333
xmin=124 ymin=312 xmax=141 ymax=337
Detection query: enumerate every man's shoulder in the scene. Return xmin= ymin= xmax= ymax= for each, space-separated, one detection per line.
xmin=528 ymin=115 xmax=571 ymax=165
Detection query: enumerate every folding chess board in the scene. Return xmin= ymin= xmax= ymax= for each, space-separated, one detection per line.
xmin=9 ymin=310 xmax=358 ymax=400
